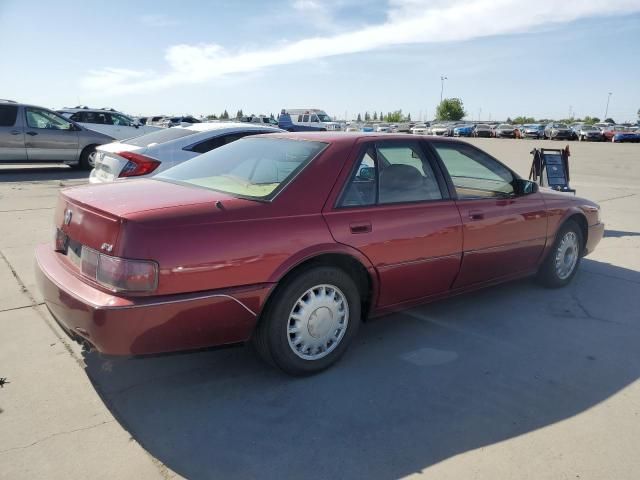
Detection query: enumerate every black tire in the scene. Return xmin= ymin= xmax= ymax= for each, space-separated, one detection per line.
xmin=536 ymin=220 xmax=584 ymax=288
xmin=78 ymin=145 xmax=97 ymax=170
xmin=253 ymin=266 xmax=361 ymax=375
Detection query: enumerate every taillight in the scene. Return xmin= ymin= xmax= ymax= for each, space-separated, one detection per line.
xmin=80 ymin=247 xmax=158 ymax=292
xmin=117 ymin=151 xmax=160 ymax=178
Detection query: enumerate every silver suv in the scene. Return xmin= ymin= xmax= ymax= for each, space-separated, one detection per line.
xmin=0 ymin=100 xmax=114 ymax=169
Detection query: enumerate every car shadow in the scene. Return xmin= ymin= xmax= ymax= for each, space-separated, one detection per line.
xmin=603 ymin=229 xmax=640 ymax=238
xmin=0 ymin=166 xmax=89 ymax=183
xmin=83 ymin=258 xmax=640 ymax=479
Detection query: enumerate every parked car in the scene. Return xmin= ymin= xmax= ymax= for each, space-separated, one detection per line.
xmin=494 ymin=124 xmax=516 ymax=138
xmin=36 ymin=133 xmax=604 ymax=375
xmin=472 ymin=124 xmax=493 ymax=137
xmin=58 ymin=107 xmax=161 ymax=140
xmin=162 ymin=116 xmax=202 ymax=128
xmin=521 ymin=124 xmax=545 ymax=139
xmin=593 ymin=122 xmax=614 ymax=131
xmin=410 ymin=124 xmax=429 ymax=135
xmin=374 ymin=123 xmax=392 ymax=133
xmin=90 ymin=122 xmax=282 ymax=183
xmin=239 ymin=115 xmax=279 ymax=126
xmin=282 ymin=109 xmax=342 ymax=131
xmin=0 ymin=100 xmax=113 ymax=168
xmin=453 ymin=124 xmax=474 ymax=137
xmin=602 ymin=125 xmax=639 ymax=143
xmin=575 ymin=125 xmax=604 ymax=142
xmin=147 ymin=116 xmax=168 ymax=127
xmin=429 ymin=123 xmax=449 ymax=136
xmin=544 ymin=123 xmax=573 ymax=140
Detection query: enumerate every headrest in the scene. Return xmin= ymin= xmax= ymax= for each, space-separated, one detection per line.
xmin=379 ymin=164 xmax=422 ymax=190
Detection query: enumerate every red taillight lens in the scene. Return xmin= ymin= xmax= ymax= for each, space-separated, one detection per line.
xmin=78 ymin=246 xmax=158 ymax=292
xmin=96 ymin=254 xmax=158 ymax=292
xmin=117 ymin=151 xmax=160 ymax=178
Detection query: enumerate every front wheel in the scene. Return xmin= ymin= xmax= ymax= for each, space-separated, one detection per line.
xmin=537 ymin=220 xmax=583 ymax=288
xmin=253 ymin=266 xmax=361 ymax=375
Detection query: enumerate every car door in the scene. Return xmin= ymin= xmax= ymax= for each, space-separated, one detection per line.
xmin=0 ymin=104 xmax=27 ymax=162
xmin=323 ymin=139 xmax=463 ymax=307
xmin=24 ymin=107 xmax=79 ymax=161
xmin=431 ymin=141 xmax=547 ymax=287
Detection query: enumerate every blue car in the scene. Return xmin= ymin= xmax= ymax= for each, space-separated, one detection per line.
xmin=453 ymin=124 xmax=474 ymax=137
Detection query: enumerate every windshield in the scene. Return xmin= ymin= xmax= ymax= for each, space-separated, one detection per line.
xmin=156 ymin=137 xmax=327 ymax=200
xmin=553 ymin=123 xmax=568 ymax=128
xmin=582 ymin=126 xmax=597 ymax=131
xmin=317 ymin=113 xmax=332 ymax=122
xmin=498 ymin=124 xmax=512 ymax=128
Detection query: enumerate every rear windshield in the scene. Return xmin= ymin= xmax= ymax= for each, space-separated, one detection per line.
xmin=125 ymin=128 xmax=197 ymax=147
xmin=156 ymin=137 xmax=327 ymax=200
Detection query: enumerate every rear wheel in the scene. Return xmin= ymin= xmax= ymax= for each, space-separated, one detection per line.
xmin=253 ymin=266 xmax=361 ymax=375
xmin=78 ymin=145 xmax=97 ymax=170
xmin=537 ymin=220 xmax=583 ymax=288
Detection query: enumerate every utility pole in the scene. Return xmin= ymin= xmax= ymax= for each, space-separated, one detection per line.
xmin=440 ymin=75 xmax=447 ymax=103
xmin=478 ymin=107 xmax=482 ymax=121
xmin=604 ymin=92 xmax=612 ymax=119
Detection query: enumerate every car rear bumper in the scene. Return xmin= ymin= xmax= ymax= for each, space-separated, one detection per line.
xmin=585 ymin=222 xmax=604 ymax=256
xmin=35 ymin=244 xmax=273 ymax=356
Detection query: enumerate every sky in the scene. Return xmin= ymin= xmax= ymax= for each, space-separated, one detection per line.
xmin=1 ymin=0 xmax=639 ymax=122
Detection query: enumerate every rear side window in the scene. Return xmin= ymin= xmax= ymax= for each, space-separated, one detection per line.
xmin=187 ymin=131 xmax=264 ymax=154
xmin=126 ymin=128 xmax=197 ymax=147
xmin=0 ymin=105 xmax=18 ymax=127
xmin=339 ymin=142 xmax=443 ymax=207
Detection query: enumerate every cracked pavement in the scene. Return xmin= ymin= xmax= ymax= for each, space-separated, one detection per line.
xmin=0 ymin=140 xmax=639 ymax=480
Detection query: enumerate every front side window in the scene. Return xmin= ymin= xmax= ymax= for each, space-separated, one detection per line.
xmin=340 ymin=143 xmax=443 ymax=207
xmin=302 ymin=114 xmax=310 ymax=122
xmin=110 ymin=113 xmax=132 ymax=126
xmin=25 ymin=108 xmax=73 ymax=130
xmin=0 ymin=105 xmax=18 ymax=127
xmin=157 ymin=137 xmax=326 ymax=200
xmin=433 ymin=142 xmax=514 ymax=199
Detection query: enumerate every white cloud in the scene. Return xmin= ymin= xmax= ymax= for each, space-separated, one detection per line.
xmin=82 ymin=0 xmax=640 ymax=94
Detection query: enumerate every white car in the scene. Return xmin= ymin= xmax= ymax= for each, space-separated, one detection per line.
xmin=89 ymin=123 xmax=282 ymax=183
xmin=410 ymin=124 xmax=428 ymax=135
xmin=374 ymin=123 xmax=391 ymax=133
xmin=58 ymin=108 xmax=162 ymax=140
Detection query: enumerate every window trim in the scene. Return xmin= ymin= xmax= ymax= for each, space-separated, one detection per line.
xmin=428 ymin=140 xmax=521 ymax=201
xmin=335 ymin=139 xmax=450 ymax=209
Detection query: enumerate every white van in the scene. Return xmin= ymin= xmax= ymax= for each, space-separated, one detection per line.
xmin=284 ymin=109 xmax=342 ymax=131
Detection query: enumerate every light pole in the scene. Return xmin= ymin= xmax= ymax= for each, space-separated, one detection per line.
xmin=440 ymin=75 xmax=447 ymax=103
xmin=604 ymin=92 xmax=612 ymax=120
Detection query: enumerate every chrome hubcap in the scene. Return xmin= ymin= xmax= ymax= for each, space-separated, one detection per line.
xmin=555 ymin=231 xmax=579 ymax=280
xmin=287 ymin=284 xmax=349 ymax=360
xmin=88 ymin=151 xmax=97 ymax=167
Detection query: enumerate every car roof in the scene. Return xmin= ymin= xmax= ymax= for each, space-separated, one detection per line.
xmin=179 ymin=122 xmax=282 ymax=133
xmin=256 ymin=131 xmax=471 ymax=146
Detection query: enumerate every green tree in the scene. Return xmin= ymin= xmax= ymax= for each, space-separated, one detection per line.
xmin=513 ymin=116 xmax=535 ymax=124
xmin=364 ymin=112 xmax=371 ymax=121
xmin=385 ymin=110 xmax=403 ymax=123
xmin=221 ymin=109 xmax=229 ymax=120
xmin=373 ymin=111 xmax=378 ymax=121
xmin=407 ymin=113 xmax=411 ymax=121
xmin=583 ymin=116 xmax=600 ymax=125
xmin=435 ymin=98 xmax=466 ymax=121
xmin=604 ymin=117 xmax=615 ymax=124
xmin=206 ymin=114 xmax=218 ymax=120
xmin=380 ymin=112 xmax=384 ymax=122
xmin=357 ymin=113 xmax=362 ymax=122
xmin=235 ymin=109 xmax=243 ymax=119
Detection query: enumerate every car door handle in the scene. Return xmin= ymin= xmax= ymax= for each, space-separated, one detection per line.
xmin=10 ymin=130 xmax=21 ymax=135
xmin=26 ymin=131 xmax=38 ymax=136
xmin=468 ymin=211 xmax=484 ymax=221
xmin=350 ymin=222 xmax=372 ymax=234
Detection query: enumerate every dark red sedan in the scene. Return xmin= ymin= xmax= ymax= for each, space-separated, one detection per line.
xmin=36 ymin=133 xmax=604 ymax=374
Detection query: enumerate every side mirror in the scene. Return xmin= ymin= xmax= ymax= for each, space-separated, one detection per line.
xmin=514 ymin=178 xmax=538 ymax=195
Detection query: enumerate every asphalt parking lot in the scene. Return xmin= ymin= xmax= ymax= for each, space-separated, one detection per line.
xmin=1 ymin=138 xmax=639 ymax=480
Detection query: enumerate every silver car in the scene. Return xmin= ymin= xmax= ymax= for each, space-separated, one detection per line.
xmin=90 ymin=122 xmax=283 ymax=183
xmin=0 ymin=100 xmax=113 ymax=169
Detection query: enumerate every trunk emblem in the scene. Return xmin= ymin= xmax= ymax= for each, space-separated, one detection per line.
xmin=63 ymin=209 xmax=72 ymax=225
xmin=101 ymin=243 xmax=113 ymax=253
